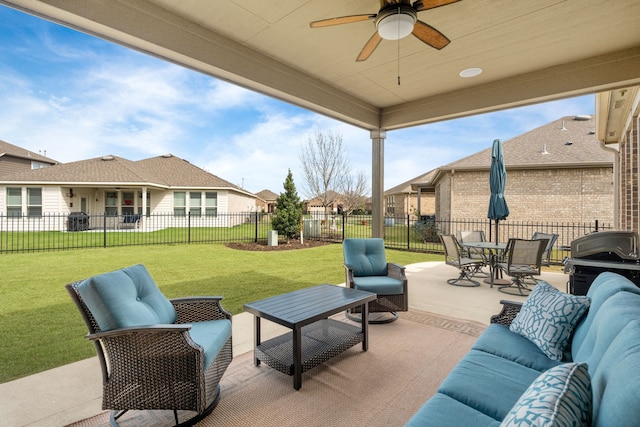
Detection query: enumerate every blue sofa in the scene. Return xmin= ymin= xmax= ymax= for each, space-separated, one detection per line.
xmin=405 ymin=272 xmax=640 ymax=426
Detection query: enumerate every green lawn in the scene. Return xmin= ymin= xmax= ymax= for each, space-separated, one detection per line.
xmin=0 ymin=242 xmax=437 ymax=383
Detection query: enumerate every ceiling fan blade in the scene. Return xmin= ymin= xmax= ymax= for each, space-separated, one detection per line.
xmin=310 ymin=14 xmax=376 ymax=28
xmin=356 ymin=32 xmax=383 ymax=62
xmin=412 ymin=20 xmax=450 ymax=49
xmin=413 ymin=0 xmax=461 ymax=12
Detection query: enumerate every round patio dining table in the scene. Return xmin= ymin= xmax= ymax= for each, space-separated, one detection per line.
xmin=461 ymin=241 xmax=509 ymax=287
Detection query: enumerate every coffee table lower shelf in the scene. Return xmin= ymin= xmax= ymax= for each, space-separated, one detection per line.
xmin=255 ymin=319 xmax=363 ymax=376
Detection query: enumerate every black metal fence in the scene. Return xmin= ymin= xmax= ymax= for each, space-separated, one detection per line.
xmin=0 ymin=211 xmax=611 ymax=264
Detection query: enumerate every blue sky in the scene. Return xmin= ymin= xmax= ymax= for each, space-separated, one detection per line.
xmin=0 ymin=6 xmax=595 ymax=196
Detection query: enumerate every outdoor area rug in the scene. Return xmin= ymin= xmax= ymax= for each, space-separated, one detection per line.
xmin=66 ymin=310 xmax=486 ymax=427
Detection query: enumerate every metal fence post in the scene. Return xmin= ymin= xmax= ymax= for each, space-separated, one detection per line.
xmin=407 ymin=214 xmax=410 ymax=250
xmin=188 ymin=212 xmax=191 ymax=243
xmin=103 ymin=213 xmax=107 ymax=248
xmin=255 ymin=211 xmax=259 ymax=243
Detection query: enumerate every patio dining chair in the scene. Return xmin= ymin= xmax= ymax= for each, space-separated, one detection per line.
xmin=456 ymin=230 xmax=490 ymax=276
xmin=532 ymin=231 xmax=559 ymax=266
xmin=66 ymin=264 xmax=233 ymax=426
xmin=496 ymin=238 xmax=548 ymax=296
xmin=440 ymin=234 xmax=484 ymax=287
xmin=343 ymin=238 xmax=409 ymax=324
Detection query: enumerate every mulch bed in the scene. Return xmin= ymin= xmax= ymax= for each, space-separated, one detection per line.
xmin=225 ymin=240 xmax=332 ymax=251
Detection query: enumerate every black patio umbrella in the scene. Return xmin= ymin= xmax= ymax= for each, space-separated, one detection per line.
xmin=488 ymin=139 xmax=509 ymax=243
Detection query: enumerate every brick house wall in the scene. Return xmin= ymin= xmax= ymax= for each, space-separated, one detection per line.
xmin=619 ymin=124 xmax=639 ymax=231
xmin=437 ymin=167 xmax=613 ymax=224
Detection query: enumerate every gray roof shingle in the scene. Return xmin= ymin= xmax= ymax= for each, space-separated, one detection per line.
xmin=0 ymin=153 xmax=245 ymax=193
xmin=444 ymin=115 xmax=610 ymax=170
xmin=0 ymin=139 xmax=59 ymax=164
xmin=408 ymin=115 xmax=613 ymax=189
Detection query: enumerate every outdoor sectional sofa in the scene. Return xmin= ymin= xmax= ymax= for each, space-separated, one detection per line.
xmin=405 ymin=271 xmax=640 ymax=426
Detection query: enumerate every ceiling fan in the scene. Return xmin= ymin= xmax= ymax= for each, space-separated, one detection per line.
xmin=310 ymin=0 xmax=460 ymax=62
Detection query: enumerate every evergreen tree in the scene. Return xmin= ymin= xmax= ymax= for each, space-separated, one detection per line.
xmin=272 ymin=169 xmax=303 ymax=241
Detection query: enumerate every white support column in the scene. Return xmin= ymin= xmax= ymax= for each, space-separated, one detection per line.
xmin=141 ymin=187 xmax=147 ymax=230
xmin=371 ymin=129 xmax=386 ymax=238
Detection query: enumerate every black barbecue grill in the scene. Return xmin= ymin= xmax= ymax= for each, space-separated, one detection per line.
xmin=565 ymin=230 xmax=640 ymax=295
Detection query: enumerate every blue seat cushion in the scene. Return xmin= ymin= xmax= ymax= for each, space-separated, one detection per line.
xmin=405 ymin=393 xmax=501 ymax=427
xmin=188 ymin=319 xmax=232 ymax=370
xmin=352 ymin=276 xmax=404 ymax=295
xmin=76 ymin=264 xmax=177 ymax=331
xmin=472 ymin=324 xmax=563 ymax=372
xmin=438 ymin=350 xmax=543 ymax=421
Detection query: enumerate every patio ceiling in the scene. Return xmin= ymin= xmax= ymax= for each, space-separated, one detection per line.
xmin=3 ymin=0 xmax=640 ymax=132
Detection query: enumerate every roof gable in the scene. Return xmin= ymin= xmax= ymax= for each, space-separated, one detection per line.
xmin=256 ymin=189 xmax=278 ymax=200
xmin=135 ymin=155 xmax=242 ymax=189
xmin=445 ymin=115 xmax=611 ymax=170
xmin=0 ymin=139 xmax=59 ymax=164
xmin=0 ymin=153 xmax=250 ymax=195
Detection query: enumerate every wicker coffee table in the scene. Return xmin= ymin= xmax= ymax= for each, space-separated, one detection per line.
xmin=243 ymin=284 xmax=377 ymax=390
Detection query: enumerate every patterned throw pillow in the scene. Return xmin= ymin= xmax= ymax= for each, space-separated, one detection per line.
xmin=509 ymin=281 xmax=590 ymax=361
xmin=501 ymin=362 xmax=592 ymax=427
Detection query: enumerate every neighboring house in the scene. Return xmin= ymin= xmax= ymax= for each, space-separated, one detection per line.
xmin=384 ymin=170 xmax=436 ymax=220
xmin=0 ymin=139 xmax=59 ymax=175
xmin=596 ymin=86 xmax=640 ymax=232
xmin=0 ymin=153 xmax=258 ymax=230
xmin=304 ymin=190 xmax=344 ymax=214
xmin=410 ymin=115 xmax=614 ymax=225
xmin=255 ymin=189 xmax=278 ymax=213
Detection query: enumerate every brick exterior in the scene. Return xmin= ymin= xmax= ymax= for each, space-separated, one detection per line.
xmin=619 ymin=124 xmax=639 ymax=231
xmin=436 ymin=167 xmax=613 ymax=223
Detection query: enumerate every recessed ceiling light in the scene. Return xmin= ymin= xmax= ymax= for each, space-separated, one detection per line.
xmin=459 ymin=68 xmax=483 ymax=78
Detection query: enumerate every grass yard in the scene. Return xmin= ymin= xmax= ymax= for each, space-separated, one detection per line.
xmin=0 ymin=242 xmax=436 ymax=383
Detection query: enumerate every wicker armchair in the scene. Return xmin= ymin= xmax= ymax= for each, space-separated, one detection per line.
xmin=66 ymin=264 xmax=232 ymax=426
xmin=343 ymin=238 xmax=408 ymax=324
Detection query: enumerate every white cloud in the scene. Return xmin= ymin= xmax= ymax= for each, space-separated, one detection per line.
xmin=0 ymin=7 xmax=597 ymax=200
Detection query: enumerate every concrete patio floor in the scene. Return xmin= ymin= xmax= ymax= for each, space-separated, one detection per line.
xmin=0 ymin=261 xmax=569 ymax=427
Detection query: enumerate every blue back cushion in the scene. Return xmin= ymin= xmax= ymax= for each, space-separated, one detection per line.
xmin=77 ymin=264 xmax=177 ymax=331
xmin=343 ymin=238 xmax=388 ymax=277
xmin=571 ymin=272 xmax=640 ymax=426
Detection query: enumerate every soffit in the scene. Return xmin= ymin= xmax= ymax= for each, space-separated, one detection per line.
xmin=3 ymin=0 xmax=640 ymax=131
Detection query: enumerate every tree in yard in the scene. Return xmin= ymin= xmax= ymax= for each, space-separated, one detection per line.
xmin=340 ymin=170 xmax=369 ymax=216
xmin=299 ymin=130 xmax=349 ymax=221
xmin=272 ymin=169 xmax=304 ymax=241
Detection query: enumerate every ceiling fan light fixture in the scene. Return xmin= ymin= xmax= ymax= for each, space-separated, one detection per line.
xmin=376 ymin=8 xmax=417 ymax=40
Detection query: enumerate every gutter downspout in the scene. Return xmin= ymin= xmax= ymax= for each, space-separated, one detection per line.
xmin=599 ymin=141 xmax=619 ymax=229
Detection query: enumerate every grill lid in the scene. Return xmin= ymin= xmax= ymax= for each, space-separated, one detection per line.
xmin=571 ymin=231 xmax=639 ymax=261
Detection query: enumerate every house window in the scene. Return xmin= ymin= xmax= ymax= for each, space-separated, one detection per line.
xmin=27 ymin=188 xmax=42 ymax=217
xmin=190 ymin=192 xmax=201 ymax=217
xmin=121 ymin=191 xmax=134 ymax=215
xmin=174 ymin=192 xmax=186 ymax=217
xmin=31 ymin=161 xmax=50 ymax=170
xmin=386 ymin=196 xmax=395 ymax=215
xmin=105 ymin=191 xmax=118 ymax=216
xmin=205 ymin=192 xmax=218 ymax=217
xmin=6 ymin=187 xmax=22 ymax=217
